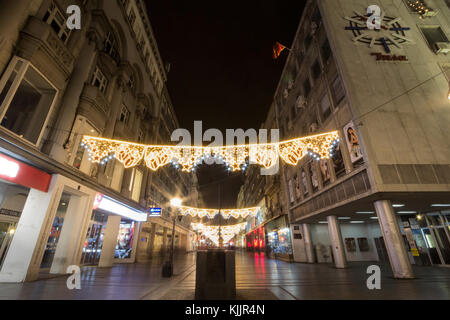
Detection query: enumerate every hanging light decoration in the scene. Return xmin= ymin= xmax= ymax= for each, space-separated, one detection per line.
xmin=178 ymin=206 xmax=260 ymax=219
xmin=81 ymin=131 xmax=340 ymax=172
xmin=191 ymin=222 xmax=247 ymax=246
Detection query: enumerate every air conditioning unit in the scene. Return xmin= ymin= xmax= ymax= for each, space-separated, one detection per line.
xmin=296 ymin=95 xmax=307 ymax=109
xmin=434 ymin=42 xmax=450 ymax=55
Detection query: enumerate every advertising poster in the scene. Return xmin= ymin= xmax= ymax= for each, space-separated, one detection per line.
xmin=344 ymin=121 xmax=363 ymax=163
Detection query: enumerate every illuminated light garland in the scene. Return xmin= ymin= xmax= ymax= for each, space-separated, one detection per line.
xmin=192 ymin=222 xmax=247 ymax=246
xmin=179 ymin=206 xmax=260 ymax=220
xmin=81 ymin=131 xmax=340 ymax=172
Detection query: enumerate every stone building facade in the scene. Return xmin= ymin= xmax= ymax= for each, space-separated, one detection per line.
xmin=241 ymin=0 xmax=450 ymax=277
xmin=0 ymin=0 xmax=198 ymax=282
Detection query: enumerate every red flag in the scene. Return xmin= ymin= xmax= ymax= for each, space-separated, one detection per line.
xmin=273 ymin=42 xmax=287 ymax=59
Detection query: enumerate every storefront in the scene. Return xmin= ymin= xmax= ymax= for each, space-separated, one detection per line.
xmin=80 ymin=193 xmax=147 ymax=266
xmin=401 ymin=212 xmax=450 ymax=267
xmin=245 ymin=226 xmax=265 ymax=253
xmin=265 ymin=215 xmax=293 ymax=262
xmin=0 ymin=152 xmax=51 ymax=271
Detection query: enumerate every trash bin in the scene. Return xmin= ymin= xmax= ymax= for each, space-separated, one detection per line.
xmin=195 ymin=249 xmax=236 ymax=300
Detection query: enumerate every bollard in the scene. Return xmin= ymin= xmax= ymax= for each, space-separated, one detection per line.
xmin=195 ymin=249 xmax=236 ymax=300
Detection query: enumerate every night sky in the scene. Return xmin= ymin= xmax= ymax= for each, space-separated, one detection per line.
xmin=146 ymin=1 xmax=306 ymax=208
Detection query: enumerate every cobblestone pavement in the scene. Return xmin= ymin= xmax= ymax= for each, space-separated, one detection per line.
xmin=0 ymin=251 xmax=449 ymax=300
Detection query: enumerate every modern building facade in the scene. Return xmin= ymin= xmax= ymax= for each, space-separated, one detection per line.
xmin=240 ymin=0 xmax=450 ymax=278
xmin=0 ymin=0 xmax=198 ymax=283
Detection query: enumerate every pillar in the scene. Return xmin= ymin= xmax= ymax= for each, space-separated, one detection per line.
xmin=147 ymin=223 xmax=156 ymax=258
xmin=374 ymin=200 xmax=414 ymax=279
xmin=49 ymin=34 xmax=98 ymax=162
xmin=161 ymin=227 xmax=168 ymax=257
xmin=50 ymin=192 xmax=95 ymax=274
xmin=327 ymin=215 xmax=347 ymax=269
xmin=0 ymin=0 xmax=36 ymax=72
xmin=302 ymin=224 xmax=315 ymax=263
xmin=98 ymin=215 xmax=121 ymax=268
xmin=103 ymin=76 xmax=126 ymax=138
xmin=0 ymin=175 xmax=63 ymax=282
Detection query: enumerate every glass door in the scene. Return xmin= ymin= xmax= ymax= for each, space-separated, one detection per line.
xmin=0 ymin=222 xmax=16 ymax=268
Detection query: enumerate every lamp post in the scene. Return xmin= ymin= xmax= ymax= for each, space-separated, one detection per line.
xmin=162 ymin=197 xmax=182 ymax=278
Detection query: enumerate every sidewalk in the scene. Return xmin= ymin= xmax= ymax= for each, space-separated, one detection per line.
xmin=0 ymin=251 xmax=449 ymax=300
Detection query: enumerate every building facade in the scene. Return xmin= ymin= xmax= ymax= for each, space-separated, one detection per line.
xmin=241 ymin=0 xmax=450 ymax=277
xmin=0 ymin=0 xmax=198 ymax=283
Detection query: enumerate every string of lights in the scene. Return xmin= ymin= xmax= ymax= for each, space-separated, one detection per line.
xmin=191 ymin=222 xmax=247 ymax=246
xmin=177 ymin=206 xmax=260 ymax=219
xmin=80 ymin=131 xmax=340 ymax=173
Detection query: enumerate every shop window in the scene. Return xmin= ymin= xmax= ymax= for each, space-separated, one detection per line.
xmin=115 ymin=220 xmax=135 ymax=259
xmin=331 ymin=75 xmax=346 ymax=106
xmin=0 ymin=58 xmax=57 ymax=145
xmin=119 ymin=105 xmax=131 ymax=125
xmin=320 ymin=92 xmax=332 ymax=121
xmin=40 ymin=193 xmax=71 ymax=269
xmin=43 ymin=1 xmax=71 ymax=43
xmin=91 ymin=67 xmax=108 ymax=94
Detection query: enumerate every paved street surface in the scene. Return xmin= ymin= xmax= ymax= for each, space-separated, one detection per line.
xmin=0 ymin=251 xmax=449 ymax=300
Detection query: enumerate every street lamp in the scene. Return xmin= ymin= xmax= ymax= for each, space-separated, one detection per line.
xmin=162 ymin=197 xmax=183 ymax=277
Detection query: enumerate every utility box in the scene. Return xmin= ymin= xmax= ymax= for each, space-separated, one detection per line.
xmin=195 ymin=249 xmax=236 ymax=300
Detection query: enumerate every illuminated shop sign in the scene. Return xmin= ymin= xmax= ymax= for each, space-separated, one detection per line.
xmin=94 ymin=193 xmax=147 ymax=222
xmin=149 ymin=207 xmax=162 ymax=217
xmin=0 ymin=153 xmax=51 ymax=192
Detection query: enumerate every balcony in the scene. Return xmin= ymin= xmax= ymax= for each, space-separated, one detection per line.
xmin=79 ymin=85 xmax=110 ymax=132
xmin=18 ymin=17 xmax=75 ymax=81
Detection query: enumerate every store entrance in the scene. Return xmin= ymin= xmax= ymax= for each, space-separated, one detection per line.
xmin=0 ymin=222 xmax=16 ymax=268
xmin=81 ymin=211 xmax=107 ymax=266
xmin=40 ymin=193 xmax=71 ymax=269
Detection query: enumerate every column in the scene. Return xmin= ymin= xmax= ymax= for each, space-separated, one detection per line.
xmin=98 ymin=215 xmax=121 ymax=268
xmin=50 ymin=193 xmax=95 ymax=274
xmin=374 ymin=200 xmax=414 ymax=279
xmin=0 ymin=0 xmax=34 ymax=72
xmin=49 ymin=34 xmax=98 ymax=162
xmin=0 ymin=175 xmax=63 ymax=283
xmin=302 ymin=224 xmax=315 ymax=263
xmin=161 ymin=227 xmax=168 ymax=257
xmin=327 ymin=215 xmax=347 ymax=269
xmin=103 ymin=76 xmax=126 ymax=138
xmin=146 ymin=223 xmax=156 ymax=258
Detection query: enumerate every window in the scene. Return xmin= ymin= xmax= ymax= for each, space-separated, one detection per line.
xmin=331 ymin=76 xmax=346 ymax=106
xmin=91 ymin=67 xmax=108 ymax=94
xmin=138 ymin=129 xmax=145 ymax=143
xmin=320 ymin=93 xmax=332 ymax=121
xmin=311 ymin=60 xmax=321 ymax=80
xmin=419 ymin=25 xmax=449 ymax=46
xmin=128 ymin=9 xmax=136 ymax=27
xmin=43 ymin=1 xmax=71 ymax=43
xmin=321 ymin=39 xmax=332 ymax=63
xmin=303 ymin=78 xmax=311 ymax=97
xmin=104 ymin=32 xmax=119 ymax=61
xmin=0 ymin=58 xmax=57 ymax=145
xmin=119 ymin=105 xmax=131 ymax=124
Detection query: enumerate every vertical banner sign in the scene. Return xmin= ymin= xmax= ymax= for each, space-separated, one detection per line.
xmin=343 ymin=121 xmax=363 ymax=163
